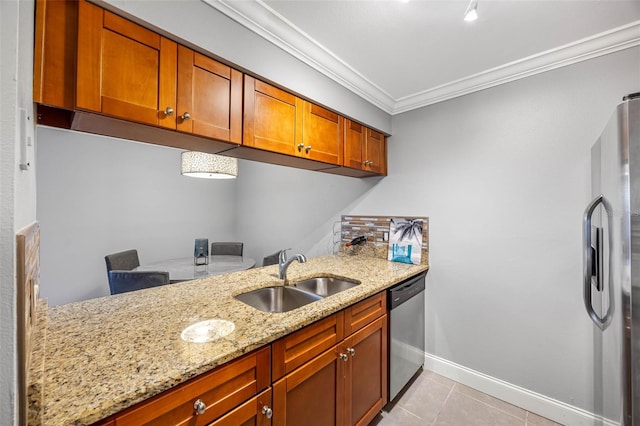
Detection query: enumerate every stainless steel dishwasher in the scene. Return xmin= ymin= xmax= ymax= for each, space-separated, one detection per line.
xmin=388 ymin=272 xmax=426 ymax=401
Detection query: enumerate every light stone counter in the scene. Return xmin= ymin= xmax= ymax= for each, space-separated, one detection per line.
xmin=28 ymin=254 xmax=428 ymax=425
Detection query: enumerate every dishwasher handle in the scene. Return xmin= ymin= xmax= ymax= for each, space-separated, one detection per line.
xmin=388 ymin=273 xmax=426 ymax=309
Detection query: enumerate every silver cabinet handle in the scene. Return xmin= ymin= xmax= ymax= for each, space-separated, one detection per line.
xmin=339 ymin=353 xmax=348 ymax=362
xmin=347 ymin=347 xmax=355 ymax=357
xmin=193 ymin=399 xmax=206 ymax=415
xmin=297 ymin=143 xmax=305 ymax=151
xmin=181 ymin=112 xmax=191 ymax=121
xmin=261 ymin=405 xmax=273 ymax=419
xmin=305 ymin=145 xmax=312 ymax=153
xmin=582 ymin=194 xmax=614 ymax=330
xmin=164 ymin=107 xmax=174 ymax=116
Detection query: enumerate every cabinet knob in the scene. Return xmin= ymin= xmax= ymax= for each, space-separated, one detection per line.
xmin=347 ymin=347 xmax=356 ymax=357
xmin=261 ymin=405 xmax=273 ymax=419
xmin=181 ymin=112 xmax=191 ymax=121
xmin=164 ymin=107 xmax=174 ymax=116
xmin=297 ymin=143 xmax=305 ymax=151
xmin=339 ymin=353 xmax=349 ymax=362
xmin=193 ymin=399 xmax=207 ymax=415
xmin=305 ymin=145 xmax=312 ymax=153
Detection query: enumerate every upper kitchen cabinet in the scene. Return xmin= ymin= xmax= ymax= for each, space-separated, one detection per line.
xmin=76 ymin=1 xmax=242 ymax=144
xmin=33 ymin=0 xmax=77 ymax=110
xmin=34 ymin=0 xmax=239 ymax=153
xmin=177 ymin=46 xmax=243 ymax=143
xmin=33 ymin=0 xmax=388 ymax=176
xmin=364 ymin=128 xmax=387 ymax=175
xmin=243 ymin=76 xmax=303 ymax=155
xmin=344 ymin=119 xmax=387 ymax=177
xmin=242 ymin=76 xmax=343 ymax=167
xmin=300 ymin=101 xmax=344 ymax=165
xmin=76 ymin=1 xmax=178 ymax=129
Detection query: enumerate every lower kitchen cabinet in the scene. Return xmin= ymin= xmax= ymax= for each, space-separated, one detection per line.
xmin=273 ymin=345 xmax=344 ymax=426
xmin=272 ymin=294 xmax=388 ymax=426
xmin=343 ymin=315 xmax=388 ymax=426
xmin=91 ymin=293 xmax=387 ymax=426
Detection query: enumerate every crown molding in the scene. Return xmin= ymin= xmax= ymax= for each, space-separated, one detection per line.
xmin=393 ymin=21 xmax=640 ymax=114
xmin=202 ymin=0 xmax=396 ymax=112
xmin=203 ymin=0 xmax=640 ymax=115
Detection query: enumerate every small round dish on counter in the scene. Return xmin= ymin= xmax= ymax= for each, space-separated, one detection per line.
xmin=180 ymin=319 xmax=235 ymax=343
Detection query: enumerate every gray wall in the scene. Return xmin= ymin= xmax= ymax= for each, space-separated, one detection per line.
xmin=355 ymin=48 xmax=637 ymax=412
xmin=36 ymin=126 xmax=382 ymax=305
xmin=1 ymin=0 xmax=37 ymax=424
xmin=36 ymin=127 xmax=239 ymax=305
xmin=235 ymin=162 xmax=383 ymax=264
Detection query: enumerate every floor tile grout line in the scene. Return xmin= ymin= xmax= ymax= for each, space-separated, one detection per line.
xmin=397 ymin=404 xmax=425 ymax=422
xmin=431 ymin=379 xmax=457 ymax=424
xmin=451 ymin=382 xmax=528 ymax=423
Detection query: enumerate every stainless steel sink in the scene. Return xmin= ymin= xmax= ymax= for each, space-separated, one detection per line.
xmin=293 ymin=276 xmax=360 ymax=297
xmin=235 ymin=286 xmax=322 ymax=313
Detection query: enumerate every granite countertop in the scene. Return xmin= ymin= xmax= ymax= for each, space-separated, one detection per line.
xmin=28 ymin=254 xmax=428 ymax=425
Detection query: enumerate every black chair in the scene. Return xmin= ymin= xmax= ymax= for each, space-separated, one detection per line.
xmin=262 ymin=251 xmax=280 ymax=266
xmin=105 ymin=249 xmax=140 ymax=272
xmin=210 ymin=242 xmax=243 ymax=256
xmin=107 ymin=270 xmax=170 ymax=295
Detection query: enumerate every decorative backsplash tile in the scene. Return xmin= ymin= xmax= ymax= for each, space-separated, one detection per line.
xmin=339 ymin=215 xmax=429 ymax=266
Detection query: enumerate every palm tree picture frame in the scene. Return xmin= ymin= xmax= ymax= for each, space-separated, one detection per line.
xmin=388 ymin=218 xmax=423 ymax=264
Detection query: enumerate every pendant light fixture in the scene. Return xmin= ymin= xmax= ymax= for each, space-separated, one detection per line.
xmin=181 ymin=151 xmax=238 ymax=179
xmin=464 ymin=0 xmax=478 ymax=21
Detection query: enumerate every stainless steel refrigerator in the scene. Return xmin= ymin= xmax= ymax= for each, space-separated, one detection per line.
xmin=584 ymin=93 xmax=639 ymax=425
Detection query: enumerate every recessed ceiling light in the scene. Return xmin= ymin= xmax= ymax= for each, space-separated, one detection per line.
xmin=464 ymin=0 xmax=478 ymax=22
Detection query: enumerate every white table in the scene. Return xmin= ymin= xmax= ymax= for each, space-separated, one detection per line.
xmin=134 ymin=255 xmax=256 ymax=282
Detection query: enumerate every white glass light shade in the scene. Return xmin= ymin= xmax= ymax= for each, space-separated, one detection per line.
xmin=181 ymin=151 xmax=238 ymax=179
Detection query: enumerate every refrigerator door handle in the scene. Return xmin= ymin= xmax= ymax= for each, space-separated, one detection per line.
xmin=583 ymin=194 xmax=614 ymax=330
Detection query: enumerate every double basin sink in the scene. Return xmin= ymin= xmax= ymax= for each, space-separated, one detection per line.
xmin=235 ymin=276 xmax=360 ymax=313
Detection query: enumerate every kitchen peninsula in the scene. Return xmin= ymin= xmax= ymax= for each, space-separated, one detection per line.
xmin=28 ymin=255 xmax=428 ymax=425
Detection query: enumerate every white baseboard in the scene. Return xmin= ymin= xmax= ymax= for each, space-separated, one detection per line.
xmin=424 ymin=353 xmax=619 ymax=426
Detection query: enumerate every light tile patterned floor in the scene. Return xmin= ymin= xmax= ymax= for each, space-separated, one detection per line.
xmin=370 ymin=370 xmax=563 ymax=426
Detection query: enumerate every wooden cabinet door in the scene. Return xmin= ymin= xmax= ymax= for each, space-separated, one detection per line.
xmin=244 ymin=76 xmax=303 ymax=155
xmin=300 ymin=101 xmax=343 ymax=165
xmin=273 ymin=345 xmax=345 ymax=426
xmin=365 ymin=128 xmax=387 ymax=175
xmin=76 ymin=0 xmax=177 ymax=128
xmin=177 ymin=46 xmax=242 ymax=144
xmin=344 ymin=119 xmax=365 ymax=170
xmin=208 ymin=388 xmax=272 ymax=426
xmin=344 ymin=120 xmax=387 ymax=175
xmin=34 ymin=0 xmax=78 ymax=110
xmin=343 ymin=315 xmax=388 ymax=426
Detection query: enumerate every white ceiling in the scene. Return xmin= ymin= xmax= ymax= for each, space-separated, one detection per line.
xmin=205 ymin=0 xmax=640 ymax=114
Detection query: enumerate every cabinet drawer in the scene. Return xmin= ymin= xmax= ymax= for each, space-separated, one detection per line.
xmin=344 ymin=292 xmax=386 ymax=336
xmin=272 ymin=312 xmax=344 ymax=380
xmin=115 ymin=346 xmax=270 ymax=426
xmin=208 ymin=388 xmax=272 ymax=426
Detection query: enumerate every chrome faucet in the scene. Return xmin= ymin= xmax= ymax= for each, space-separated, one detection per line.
xmin=278 ymin=248 xmax=307 ymax=283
